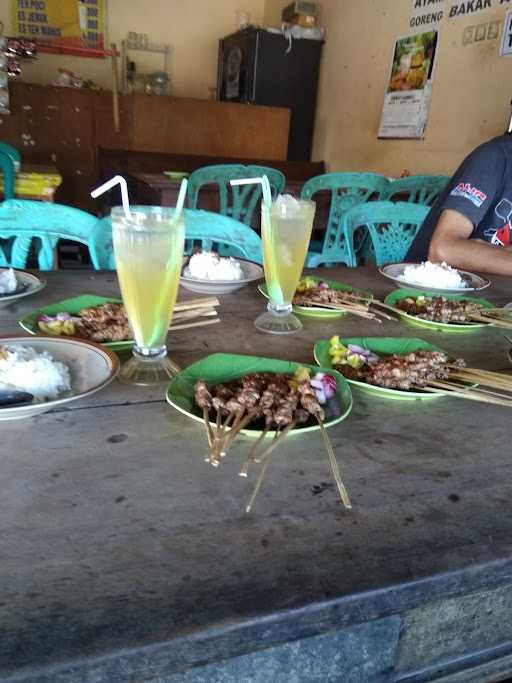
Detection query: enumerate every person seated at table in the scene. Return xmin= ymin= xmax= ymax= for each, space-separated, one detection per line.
xmin=406 ymin=133 xmax=512 ymax=275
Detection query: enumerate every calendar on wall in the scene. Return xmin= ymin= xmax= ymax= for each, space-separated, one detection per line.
xmin=12 ymin=0 xmax=106 ymax=57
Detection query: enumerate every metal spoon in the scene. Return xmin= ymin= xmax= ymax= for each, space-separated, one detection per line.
xmin=0 ymin=390 xmax=34 ymax=407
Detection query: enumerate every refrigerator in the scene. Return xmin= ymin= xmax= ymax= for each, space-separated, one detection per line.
xmin=217 ymin=27 xmax=323 ymax=161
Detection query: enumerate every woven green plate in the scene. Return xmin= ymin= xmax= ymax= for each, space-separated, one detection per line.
xmin=314 ymin=336 xmax=449 ymax=401
xmin=384 ymin=289 xmax=493 ymax=332
xmin=18 ymin=295 xmax=133 ymax=351
xmin=259 ymin=276 xmax=373 ymax=319
xmin=166 ymin=353 xmax=353 ymax=436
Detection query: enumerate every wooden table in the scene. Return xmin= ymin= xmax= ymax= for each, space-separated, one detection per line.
xmin=2 ymin=268 xmax=512 ymax=683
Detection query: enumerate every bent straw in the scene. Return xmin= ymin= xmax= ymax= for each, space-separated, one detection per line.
xmin=175 ymin=178 xmax=188 ymax=217
xmin=231 ymin=175 xmax=272 ymax=207
xmin=91 ymin=175 xmax=132 ymax=220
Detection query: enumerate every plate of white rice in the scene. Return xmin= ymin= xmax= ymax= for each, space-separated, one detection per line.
xmin=379 ymin=261 xmax=490 ymax=294
xmin=0 ymin=337 xmax=119 ymax=420
xmin=180 ymin=252 xmax=263 ymax=294
xmin=0 ymin=268 xmax=46 ymax=308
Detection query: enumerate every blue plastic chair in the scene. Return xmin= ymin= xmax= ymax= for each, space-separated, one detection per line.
xmin=0 ymin=143 xmax=21 ymax=174
xmin=0 ymin=198 xmax=110 ymax=270
xmin=300 ymin=172 xmax=390 ymax=267
xmin=384 ymin=175 xmax=449 ymax=206
xmin=187 ymin=164 xmax=285 ymax=227
xmin=0 ymin=149 xmax=15 ymax=199
xmin=97 ymin=209 xmax=263 ymax=270
xmin=342 ymin=201 xmax=429 ymax=267
xmin=0 ymin=148 xmax=113 ymax=270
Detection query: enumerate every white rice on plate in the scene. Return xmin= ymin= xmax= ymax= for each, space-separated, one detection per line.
xmin=0 ymin=268 xmax=17 ymax=295
xmin=0 ymin=345 xmax=71 ymax=402
xmin=184 ymin=252 xmax=243 ymax=281
xmin=400 ymin=261 xmax=467 ymax=289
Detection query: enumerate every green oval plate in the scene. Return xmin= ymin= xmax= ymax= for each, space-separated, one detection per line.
xmin=166 ymin=352 xmax=353 ymax=437
xmin=18 ymin=295 xmax=134 ymax=352
xmin=384 ymin=288 xmax=493 ymax=332
xmin=314 ymin=336 xmax=449 ymax=401
xmin=259 ymin=276 xmax=373 ymax=319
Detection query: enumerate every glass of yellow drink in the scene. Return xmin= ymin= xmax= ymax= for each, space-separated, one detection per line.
xmin=112 ymin=206 xmax=185 ymax=385
xmin=256 ymin=196 xmax=316 ymax=334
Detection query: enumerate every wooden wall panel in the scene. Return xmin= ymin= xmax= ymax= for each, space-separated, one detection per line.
xmin=0 ymin=83 xmax=291 ymax=209
xmin=131 ymin=96 xmax=290 ymax=161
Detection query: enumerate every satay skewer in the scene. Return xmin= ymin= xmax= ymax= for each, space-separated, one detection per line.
xmin=246 ymin=425 xmax=295 ymax=513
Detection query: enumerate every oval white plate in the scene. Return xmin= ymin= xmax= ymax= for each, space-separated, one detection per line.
xmin=0 ymin=269 xmax=46 ymax=308
xmin=0 ymin=336 xmax=119 ymax=420
xmin=379 ymin=262 xmax=490 ymax=294
xmin=180 ymin=258 xmax=263 ymax=295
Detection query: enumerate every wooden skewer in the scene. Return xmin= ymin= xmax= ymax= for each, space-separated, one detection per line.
xmin=239 ymin=423 xmax=272 ymax=477
xmin=173 ymin=307 xmax=217 ymax=322
xmin=222 ymin=409 xmax=259 ymax=455
xmin=174 ymin=297 xmax=220 ymax=312
xmin=425 ymin=380 xmax=512 ymax=407
xmin=448 ymin=367 xmax=512 ymax=390
xmin=169 ymin=318 xmax=220 ymax=332
xmin=449 ymin=371 xmax=512 ymax=390
xmin=302 ymin=301 xmax=381 ymax=321
xmin=317 ymin=419 xmax=352 ymax=509
xmin=245 ymin=424 xmax=296 ymax=513
xmin=467 ymin=314 xmax=512 ymax=328
xmin=202 ymin=407 xmax=214 ymax=453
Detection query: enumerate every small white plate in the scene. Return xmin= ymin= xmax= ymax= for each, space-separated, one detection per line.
xmin=180 ymin=258 xmax=263 ymax=295
xmin=379 ymin=262 xmax=490 ymax=294
xmin=0 ymin=269 xmax=46 ymax=308
xmin=0 ymin=336 xmax=119 ymax=420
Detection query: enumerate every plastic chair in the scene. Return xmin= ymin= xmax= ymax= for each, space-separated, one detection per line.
xmin=187 ymin=164 xmax=285 ymax=226
xmin=0 ymin=198 xmax=109 ymax=270
xmin=97 ymin=209 xmax=263 ymax=270
xmin=0 ymin=149 xmax=16 ymax=199
xmin=342 ymin=201 xmax=429 ymax=267
xmin=384 ymin=175 xmax=449 ymax=206
xmin=300 ymin=172 xmax=390 ymax=267
xmin=0 ymin=143 xmax=21 ymax=173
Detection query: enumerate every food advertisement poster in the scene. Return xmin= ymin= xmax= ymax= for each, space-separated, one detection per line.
xmin=378 ymin=30 xmax=439 ymax=139
xmin=12 ymin=0 xmax=106 ymax=57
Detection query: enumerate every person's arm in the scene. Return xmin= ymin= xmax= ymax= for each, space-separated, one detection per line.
xmin=428 ymin=209 xmax=512 ymax=275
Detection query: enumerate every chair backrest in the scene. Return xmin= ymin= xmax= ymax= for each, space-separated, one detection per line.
xmin=93 ymin=208 xmax=264 ymax=271
xmin=300 ymin=172 xmax=390 ymax=257
xmin=0 ymin=199 xmax=100 ymax=270
xmin=187 ymin=164 xmax=285 ymax=226
xmin=343 ymin=201 xmax=429 ymax=266
xmin=385 ymin=175 xmax=449 ymax=206
xmin=184 ymin=209 xmax=263 ymax=263
xmin=0 ymin=150 xmax=16 ymax=200
xmin=0 ymin=143 xmax=21 ymax=171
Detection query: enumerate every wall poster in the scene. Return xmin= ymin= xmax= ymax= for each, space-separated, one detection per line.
xmin=378 ymin=30 xmax=439 ymax=139
xmin=12 ymin=0 xmax=106 ymax=57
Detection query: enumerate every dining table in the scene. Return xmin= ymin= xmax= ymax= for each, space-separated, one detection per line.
xmin=2 ymin=266 xmax=512 ymax=683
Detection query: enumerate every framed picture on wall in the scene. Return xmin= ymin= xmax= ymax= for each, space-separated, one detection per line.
xmin=378 ymin=30 xmax=439 ymax=139
xmin=11 ymin=0 xmax=107 ymax=57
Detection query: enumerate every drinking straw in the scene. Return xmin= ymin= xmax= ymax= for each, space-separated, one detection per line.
xmin=231 ymin=175 xmax=272 ymax=207
xmin=175 ymin=178 xmax=188 ymax=217
xmin=91 ymin=175 xmax=132 ymax=220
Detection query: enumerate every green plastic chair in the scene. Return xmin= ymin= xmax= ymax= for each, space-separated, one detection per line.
xmin=0 ymin=148 xmax=15 ymax=199
xmin=0 ymin=198 xmax=110 ymax=270
xmin=342 ymin=201 xmax=429 ymax=267
xmin=187 ymin=164 xmax=286 ymax=226
xmin=0 ymin=143 xmax=21 ymax=174
xmin=300 ymin=172 xmax=390 ymax=267
xmin=96 ymin=209 xmax=263 ymax=270
xmin=384 ymin=175 xmax=449 ymax=205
